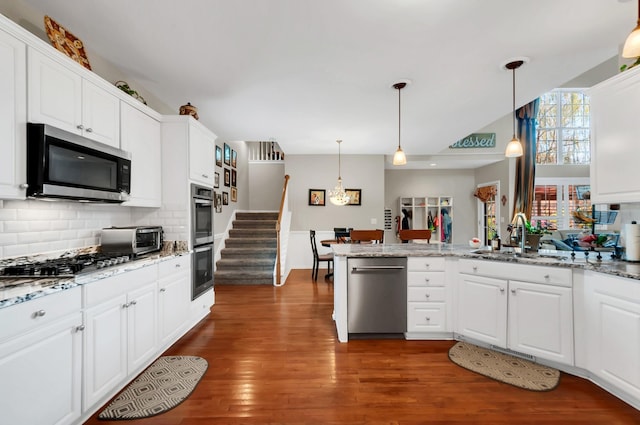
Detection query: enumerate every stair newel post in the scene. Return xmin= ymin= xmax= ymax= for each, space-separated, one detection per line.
xmin=276 ymin=174 xmax=290 ymax=286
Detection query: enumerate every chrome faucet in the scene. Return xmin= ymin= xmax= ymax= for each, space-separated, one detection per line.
xmin=513 ymin=212 xmax=527 ymax=254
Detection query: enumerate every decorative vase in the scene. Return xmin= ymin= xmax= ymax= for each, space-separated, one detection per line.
xmin=526 ymin=234 xmax=542 ymax=252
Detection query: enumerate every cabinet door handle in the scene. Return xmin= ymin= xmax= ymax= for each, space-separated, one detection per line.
xmin=425 ymin=263 xmax=430 ymax=269
xmin=33 ymin=309 xmax=46 ymax=318
xmin=130 ymin=300 xmax=137 ymax=306
xmin=424 ymin=278 xmax=430 ymax=283
xmin=472 ymin=266 xmax=478 ymax=272
xmin=85 ymin=128 xmax=93 ymax=133
xmin=76 ymin=124 xmax=84 ymax=130
xmin=500 ymin=288 xmax=505 ymax=293
xmin=511 ymin=289 xmax=516 ymax=294
xmin=175 ymin=264 xmax=181 ymax=268
xmin=544 ymin=274 xmax=550 ymax=279
xmin=122 ymin=302 xmax=130 ymax=309
xmin=202 ymin=174 xmax=209 ymax=179
xmin=425 ymin=317 xmax=431 ymax=321
xmin=425 ymin=293 xmax=430 ymax=299
xmin=75 ymin=325 xmax=85 ymax=332
xmin=19 ymin=183 xmax=29 ymax=189
xmin=160 ymin=288 xmax=166 ymax=293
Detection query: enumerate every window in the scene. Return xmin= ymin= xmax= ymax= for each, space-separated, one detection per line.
xmin=536 ymin=90 xmax=590 ymax=165
xmin=530 ymin=178 xmax=591 ymax=230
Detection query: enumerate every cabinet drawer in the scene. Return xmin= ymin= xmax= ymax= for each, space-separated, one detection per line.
xmin=84 ymin=264 xmax=158 ymax=307
xmin=408 ymin=302 xmax=446 ymax=332
xmin=0 ymin=287 xmax=81 ymax=342
xmin=458 ymin=259 xmax=572 ymax=287
xmin=407 ymin=271 xmax=445 ymax=287
xmin=158 ymin=255 xmax=190 ymax=277
xmin=408 ymin=286 xmax=446 ymax=302
xmin=407 ymin=257 xmax=445 ymax=272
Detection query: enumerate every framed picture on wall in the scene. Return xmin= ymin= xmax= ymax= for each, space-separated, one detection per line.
xmin=214 ymin=172 xmax=220 ymax=188
xmin=231 ymin=150 xmax=237 ymax=168
xmin=308 ymin=189 xmax=325 ymax=206
xmin=215 ymin=193 xmax=222 ymax=213
xmin=215 ymin=145 xmax=222 ymax=167
xmin=223 ymin=191 xmax=229 ymax=205
xmin=224 ymin=168 xmax=230 ymax=186
xmin=224 ymin=143 xmax=231 ymax=165
xmin=345 ymin=189 xmax=361 ymax=206
xmin=231 ymin=169 xmax=237 ymax=187
xmin=231 ymin=187 xmax=237 ymax=202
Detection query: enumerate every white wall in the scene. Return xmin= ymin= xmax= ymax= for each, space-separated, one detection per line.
xmin=248 ymin=162 xmax=285 ymax=210
xmin=384 ymin=169 xmax=476 ymax=245
xmin=285 ymin=154 xmax=385 ymax=232
xmin=213 ymin=140 xmax=249 ymax=235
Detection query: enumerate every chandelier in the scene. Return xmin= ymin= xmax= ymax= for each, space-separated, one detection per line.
xmin=328 ymin=140 xmax=350 ymax=206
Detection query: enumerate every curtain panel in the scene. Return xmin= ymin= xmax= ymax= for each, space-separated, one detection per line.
xmin=511 ymin=98 xmax=540 ymax=222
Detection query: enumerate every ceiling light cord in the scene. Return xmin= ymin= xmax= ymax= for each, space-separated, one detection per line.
xmin=504 ymin=60 xmax=524 ymax=158
xmin=512 ymin=65 xmax=516 ymax=139
xmin=392 ymin=81 xmax=408 ymax=165
xmin=398 ymin=85 xmax=402 ymax=150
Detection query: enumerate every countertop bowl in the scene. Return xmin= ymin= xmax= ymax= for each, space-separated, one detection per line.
xmin=469 ymin=240 xmax=481 ymax=249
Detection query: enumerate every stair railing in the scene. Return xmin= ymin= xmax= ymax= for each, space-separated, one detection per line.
xmin=275 ymin=174 xmax=291 ymax=286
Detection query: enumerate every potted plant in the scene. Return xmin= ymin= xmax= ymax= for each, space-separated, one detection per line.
xmin=524 ymin=221 xmax=550 ymax=252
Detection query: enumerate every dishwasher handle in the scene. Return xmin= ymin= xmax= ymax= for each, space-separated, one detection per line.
xmin=351 ymin=265 xmax=405 ymax=272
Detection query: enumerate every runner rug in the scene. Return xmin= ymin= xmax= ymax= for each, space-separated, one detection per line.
xmin=98 ymin=356 xmax=208 ymax=420
xmin=448 ymin=341 xmax=560 ymax=391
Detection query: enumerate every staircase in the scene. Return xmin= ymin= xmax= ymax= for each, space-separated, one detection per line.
xmin=214 ymin=212 xmax=279 ymax=285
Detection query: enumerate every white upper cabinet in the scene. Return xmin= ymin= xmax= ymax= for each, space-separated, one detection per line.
xmin=0 ymin=27 xmax=27 ymax=199
xmin=121 ymin=102 xmax=162 ymax=207
xmin=189 ymin=120 xmax=216 ymax=186
xmin=589 ymin=66 xmax=640 ymax=204
xmin=27 ymin=48 xmax=120 ymax=148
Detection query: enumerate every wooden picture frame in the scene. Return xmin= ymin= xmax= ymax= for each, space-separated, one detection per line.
xmin=231 ymin=187 xmax=237 ymax=202
xmin=231 ymin=149 xmax=237 ymax=168
xmin=223 ymin=191 xmax=229 ymax=205
xmin=308 ymin=189 xmax=325 ymax=206
xmin=214 ymin=172 xmax=220 ymax=188
xmin=224 ymin=168 xmax=230 ymax=187
xmin=215 ymin=145 xmax=222 ymax=167
xmin=345 ymin=189 xmax=361 ymax=206
xmin=224 ymin=143 xmax=231 ymax=165
xmin=215 ymin=193 xmax=222 ymax=213
xmin=231 ymin=169 xmax=237 ymax=187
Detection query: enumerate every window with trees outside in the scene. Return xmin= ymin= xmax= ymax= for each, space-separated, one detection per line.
xmin=536 ymin=90 xmax=590 ymax=165
xmin=530 ymin=178 xmax=592 ymax=231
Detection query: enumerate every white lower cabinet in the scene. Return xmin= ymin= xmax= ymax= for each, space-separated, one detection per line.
xmin=83 ymin=265 xmax=158 ymax=410
xmin=158 ymin=255 xmax=190 ymax=348
xmin=406 ymin=257 xmax=449 ymax=335
xmin=457 ymin=259 xmax=574 ymax=365
xmin=584 ymin=271 xmax=640 ymax=403
xmin=0 ymin=288 xmax=83 ymax=425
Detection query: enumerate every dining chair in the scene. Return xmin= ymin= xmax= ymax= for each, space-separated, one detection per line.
xmin=334 ymin=227 xmax=352 ymax=243
xmin=310 ymin=230 xmax=333 ymax=281
xmin=349 ymin=229 xmax=384 ymax=244
xmin=398 ymin=229 xmax=431 ymax=243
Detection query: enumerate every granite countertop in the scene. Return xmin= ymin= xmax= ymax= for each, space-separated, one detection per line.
xmin=0 ymin=246 xmax=190 ymax=309
xmin=331 ymin=243 xmax=640 ymax=281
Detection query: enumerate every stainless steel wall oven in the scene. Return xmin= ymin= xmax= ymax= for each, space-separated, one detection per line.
xmin=191 ymin=183 xmax=214 ymax=300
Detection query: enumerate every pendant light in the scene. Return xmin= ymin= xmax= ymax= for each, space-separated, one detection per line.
xmin=504 ymin=60 xmax=524 ymax=158
xmin=623 ymin=0 xmax=640 ymax=58
xmin=328 ymin=140 xmax=350 ymax=206
xmin=392 ymin=82 xmax=407 ymax=165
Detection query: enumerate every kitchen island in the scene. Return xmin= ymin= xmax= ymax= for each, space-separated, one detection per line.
xmin=331 ymin=242 xmax=640 ymax=411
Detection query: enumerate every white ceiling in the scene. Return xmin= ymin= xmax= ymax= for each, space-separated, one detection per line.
xmin=20 ymin=0 xmax=635 ymax=162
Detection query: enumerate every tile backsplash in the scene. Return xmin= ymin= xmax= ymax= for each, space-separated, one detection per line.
xmin=0 ymin=199 xmax=132 ymax=258
xmin=0 ymin=199 xmax=190 ymax=259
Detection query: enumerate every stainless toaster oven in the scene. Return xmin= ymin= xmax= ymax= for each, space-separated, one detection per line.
xmin=101 ymin=226 xmax=163 ymax=255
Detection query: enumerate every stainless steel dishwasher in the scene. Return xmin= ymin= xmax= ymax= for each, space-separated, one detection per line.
xmin=347 ymin=257 xmax=407 ymax=334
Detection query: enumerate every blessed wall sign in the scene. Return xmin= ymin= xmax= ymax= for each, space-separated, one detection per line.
xmin=449 ymin=133 xmax=496 ymax=149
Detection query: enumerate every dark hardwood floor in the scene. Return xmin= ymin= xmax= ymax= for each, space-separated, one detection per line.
xmin=86 ymin=269 xmax=640 ymax=424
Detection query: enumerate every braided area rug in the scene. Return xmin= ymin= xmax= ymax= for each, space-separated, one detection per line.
xmin=448 ymin=341 xmax=560 ymax=391
xmin=98 ymin=356 xmax=208 ymax=420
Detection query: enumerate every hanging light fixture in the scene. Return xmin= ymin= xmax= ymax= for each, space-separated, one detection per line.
xmin=392 ymin=82 xmax=407 ymax=165
xmin=623 ymin=0 xmax=640 ymax=58
xmin=328 ymin=140 xmax=350 ymax=206
xmin=504 ymin=60 xmax=524 ymax=158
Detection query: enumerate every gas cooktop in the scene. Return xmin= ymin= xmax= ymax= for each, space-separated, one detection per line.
xmin=0 ymin=253 xmax=135 ymax=278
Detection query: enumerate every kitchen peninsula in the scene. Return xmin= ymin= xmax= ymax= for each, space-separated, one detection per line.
xmin=331 ymin=243 xmax=640 ymax=411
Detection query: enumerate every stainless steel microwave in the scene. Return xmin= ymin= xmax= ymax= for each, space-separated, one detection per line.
xmin=26 ymin=123 xmax=131 ymax=203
